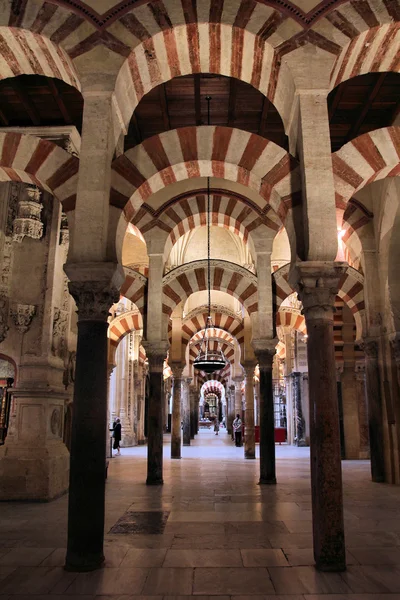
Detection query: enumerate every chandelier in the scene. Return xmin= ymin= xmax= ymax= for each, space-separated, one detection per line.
xmin=193 ymin=96 xmax=227 ymax=375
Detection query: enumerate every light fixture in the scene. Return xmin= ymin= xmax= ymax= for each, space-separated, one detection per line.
xmin=193 ymin=96 xmax=227 ymax=375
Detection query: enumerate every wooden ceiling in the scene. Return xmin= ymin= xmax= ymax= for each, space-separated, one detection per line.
xmin=0 ymin=72 xmax=398 ymax=155
xmin=126 ymin=74 xmax=288 ymax=151
xmin=328 ymin=72 xmax=400 ymax=152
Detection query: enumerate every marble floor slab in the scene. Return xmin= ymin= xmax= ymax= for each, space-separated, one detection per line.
xmin=1 ymin=431 xmax=400 ymax=598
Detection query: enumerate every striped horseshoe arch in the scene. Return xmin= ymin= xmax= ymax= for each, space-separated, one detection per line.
xmin=0 ymin=26 xmax=81 ymax=89
xmin=0 ymin=132 xmax=79 ymax=207
xmin=110 ymin=126 xmax=299 ymax=221
xmin=108 ymin=310 xmax=143 ymax=349
xmin=133 ymin=191 xmax=281 ymax=256
xmin=333 ymin=127 xmax=400 ymax=207
xmin=202 ymin=380 xmax=225 ymax=400
xmin=276 ymin=308 xmax=306 ymax=335
xmin=120 ymin=267 xmax=148 ymax=315
xmin=162 ymin=259 xmax=258 ymax=317
xmin=113 ymin=0 xmax=296 ymax=131
xmin=272 ymin=263 xmax=366 ymax=338
xmin=181 ymin=307 xmax=244 ymax=348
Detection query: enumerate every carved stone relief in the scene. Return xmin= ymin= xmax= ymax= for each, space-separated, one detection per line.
xmin=0 ymin=295 xmax=9 ymax=343
xmin=12 ymin=186 xmax=44 ymax=243
xmin=10 ymin=303 xmax=36 ymax=334
xmin=50 ymin=407 xmax=62 ymax=436
xmin=52 ymin=308 xmax=68 ymax=358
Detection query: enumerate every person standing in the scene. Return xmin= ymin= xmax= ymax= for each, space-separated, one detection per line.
xmin=214 ymin=417 xmax=220 ymax=436
xmin=233 ymin=413 xmax=242 ymax=447
xmin=110 ymin=418 xmax=122 ymax=456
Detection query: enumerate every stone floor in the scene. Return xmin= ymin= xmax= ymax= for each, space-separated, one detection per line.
xmin=1 ymin=429 xmax=400 ymax=599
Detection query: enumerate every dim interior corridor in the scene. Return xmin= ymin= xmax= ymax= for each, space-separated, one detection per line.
xmin=1 ymin=433 xmax=400 ymax=597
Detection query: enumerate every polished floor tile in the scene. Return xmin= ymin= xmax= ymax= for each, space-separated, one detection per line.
xmin=1 ymin=432 xmax=400 ymax=597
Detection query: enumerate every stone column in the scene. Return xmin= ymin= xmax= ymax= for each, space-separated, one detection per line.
xmin=227 ymin=384 xmax=235 ymax=437
xmin=142 ymin=341 xmax=168 ymax=484
xmin=360 ymin=339 xmax=385 ymax=482
xmin=170 ymin=363 xmax=183 ymax=459
xmin=190 ymin=385 xmax=196 ymax=439
xmin=290 ymin=261 xmax=346 ymax=572
xmin=233 ymin=377 xmax=243 ymax=418
xmin=253 ymin=341 xmax=277 ymax=484
xmin=243 ymin=362 xmax=256 ymax=459
xmin=183 ymin=377 xmax=191 ymax=446
xmin=254 ymin=382 xmax=259 ymax=427
xmin=355 ymin=363 xmax=370 ymax=459
xmin=64 ymin=268 xmax=121 ymax=572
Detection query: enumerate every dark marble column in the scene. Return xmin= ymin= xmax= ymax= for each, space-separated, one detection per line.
xmin=290 ymin=261 xmax=346 ymax=572
xmin=360 ymin=340 xmax=385 ymax=482
xmin=170 ymin=363 xmax=183 ymax=459
xmin=355 ymin=363 xmax=370 ymax=459
xmin=190 ymin=385 xmax=196 ymax=439
xmin=243 ymin=362 xmax=256 ymax=459
xmin=65 ymin=276 xmax=120 ymax=572
xmin=143 ymin=342 xmax=168 ymax=484
xmin=253 ymin=341 xmax=277 ymax=485
xmin=183 ymin=377 xmax=192 ymax=446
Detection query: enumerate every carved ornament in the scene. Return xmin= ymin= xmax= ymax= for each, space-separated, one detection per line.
xmin=68 ymin=281 xmax=120 ymax=321
xmin=12 ymin=186 xmax=44 ymax=243
xmin=52 ymin=307 xmax=68 ymax=358
xmin=0 ymin=296 xmax=9 ymax=343
xmin=360 ymin=339 xmax=378 ymax=359
xmin=10 ymin=303 xmax=36 ymax=334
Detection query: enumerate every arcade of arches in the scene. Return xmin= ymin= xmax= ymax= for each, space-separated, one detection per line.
xmin=0 ymin=0 xmax=400 ymax=580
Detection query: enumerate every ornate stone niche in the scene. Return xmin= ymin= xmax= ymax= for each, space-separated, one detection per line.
xmin=10 ymin=303 xmax=36 ymax=334
xmin=59 ymin=213 xmax=69 ymax=246
xmin=12 ymin=186 xmax=44 ymax=243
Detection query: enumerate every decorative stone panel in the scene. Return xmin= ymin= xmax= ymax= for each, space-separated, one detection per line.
xmin=10 ymin=303 xmax=36 ymax=334
xmin=12 ymin=186 xmax=43 ymax=243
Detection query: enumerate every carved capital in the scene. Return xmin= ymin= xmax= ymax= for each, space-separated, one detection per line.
xmin=10 ymin=303 xmax=36 ymax=333
xmin=252 ymin=338 xmax=277 ymax=370
xmin=170 ymin=362 xmax=185 ymax=379
xmin=360 ymin=339 xmax=378 ymax=360
xmin=289 ymin=261 xmax=347 ymax=321
xmin=12 ymin=186 xmax=44 ymax=243
xmin=243 ymin=362 xmax=256 ymax=379
xmin=68 ymin=281 xmax=119 ymax=321
xmin=142 ymin=340 xmax=169 ymax=373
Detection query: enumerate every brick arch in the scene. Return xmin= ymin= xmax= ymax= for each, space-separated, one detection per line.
xmin=111 ymin=126 xmax=298 ymax=216
xmin=0 ymin=132 xmax=79 ymax=207
xmin=330 ymin=24 xmax=400 ymax=90
xmin=0 ymin=26 xmax=80 ymax=90
xmin=162 ymin=260 xmax=258 ymax=317
xmin=333 ymin=127 xmax=400 ymax=207
xmin=199 ymin=363 xmax=231 ymax=387
xmin=201 ymin=380 xmax=225 ymax=400
xmin=340 ymin=200 xmax=374 ymax=267
xmin=133 ymin=189 xmax=281 ymax=258
xmin=181 ymin=308 xmax=244 ymax=348
xmin=109 ymin=310 xmax=143 ymax=348
xmin=120 ymin=266 xmax=147 ymax=314
xmin=276 ymin=308 xmax=306 ymax=335
xmin=113 ymin=0 xmax=296 ymax=131
xmin=272 ymin=263 xmax=366 ymax=338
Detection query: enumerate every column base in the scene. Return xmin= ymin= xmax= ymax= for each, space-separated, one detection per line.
xmin=171 ymin=456 xmax=181 ymax=459
xmin=146 ymin=477 xmax=164 ymax=485
xmin=245 ymin=451 xmax=256 ymax=459
xmin=315 ymin=560 xmax=346 ymax=573
xmin=0 ymin=440 xmax=69 ymax=501
xmin=65 ymin=552 xmax=105 ymax=572
xmin=183 ymin=443 xmax=190 ymax=447
xmin=258 ymin=477 xmax=277 ymax=485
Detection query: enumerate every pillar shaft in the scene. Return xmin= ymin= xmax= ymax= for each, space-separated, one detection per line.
xmin=233 ymin=378 xmax=243 ymax=417
xmin=183 ymin=378 xmax=191 ymax=446
xmin=190 ymin=386 xmax=196 ymax=439
xmin=290 ymin=261 xmax=346 ymax=572
xmin=253 ymin=343 xmax=276 ymax=484
xmin=65 ymin=275 xmax=119 ymax=572
xmin=244 ymin=363 xmax=256 ymax=459
xmin=361 ymin=340 xmax=385 ymax=482
xmin=143 ymin=342 xmax=168 ymax=484
xmin=171 ymin=364 xmax=183 ymax=459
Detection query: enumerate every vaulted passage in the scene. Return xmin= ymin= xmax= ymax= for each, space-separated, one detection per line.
xmin=0 ymin=0 xmax=400 ymax=589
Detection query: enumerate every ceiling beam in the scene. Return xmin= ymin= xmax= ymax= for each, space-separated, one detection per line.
xmin=130 ymin=113 xmax=142 ymax=145
xmin=47 ymin=79 xmax=72 ymax=124
xmin=227 ymin=78 xmax=237 ymax=127
xmin=344 ymin=73 xmax=387 ymax=143
xmin=259 ymin=96 xmax=270 ymax=137
xmin=194 ymin=74 xmax=202 ymax=126
xmin=0 ymin=106 xmax=8 ymax=126
xmin=159 ymin=83 xmax=171 ymax=131
xmin=11 ymin=79 xmax=41 ymax=126
xmin=390 ymin=96 xmax=400 ymax=124
xmin=328 ymin=80 xmax=348 ymax=122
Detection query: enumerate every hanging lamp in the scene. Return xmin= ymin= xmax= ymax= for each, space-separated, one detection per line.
xmin=193 ymin=96 xmax=227 ymax=375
